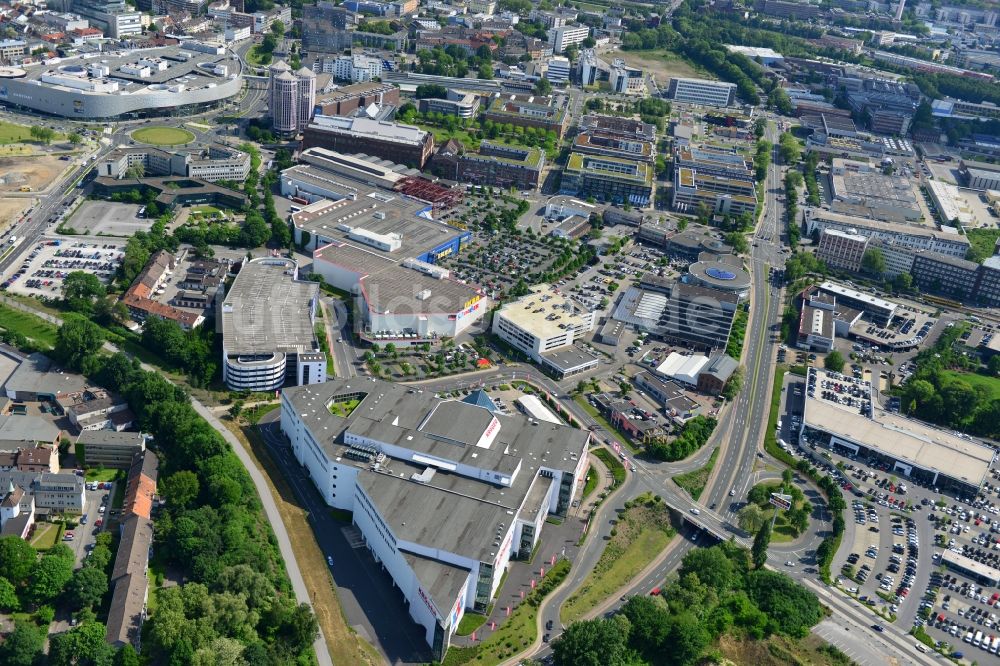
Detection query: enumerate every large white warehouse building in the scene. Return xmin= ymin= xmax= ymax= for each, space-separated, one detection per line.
xmin=280 ymin=377 xmax=590 ymax=662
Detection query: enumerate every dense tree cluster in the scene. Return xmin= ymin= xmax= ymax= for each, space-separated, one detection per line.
xmin=414 ymin=45 xmax=494 ymax=79
xmin=897 ymin=324 xmax=1000 ymax=439
xmin=141 ymin=316 xmax=217 ymax=387
xmin=648 ymin=416 xmax=717 ymax=461
xmin=49 ymin=339 xmax=320 ymax=663
xmin=553 ymin=543 xmax=823 ymax=666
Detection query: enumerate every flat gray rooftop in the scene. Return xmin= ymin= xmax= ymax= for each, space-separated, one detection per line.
xmin=221 ymin=259 xmax=319 ymax=355
xmin=313 ymin=242 xmax=481 ymax=314
xmin=283 ymin=377 xmax=590 ymax=562
xmin=541 ymin=346 xmax=600 ymax=372
xmin=2 ymin=352 xmax=87 ymax=398
xmin=290 ymin=184 xmax=462 ymax=258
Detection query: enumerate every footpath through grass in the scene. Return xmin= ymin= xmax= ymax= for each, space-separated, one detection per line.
xmin=229 ymin=421 xmax=384 ymax=666
xmin=561 ymin=493 xmax=675 ymax=624
xmin=443 ymin=559 xmax=570 ymax=666
xmin=673 ymin=447 xmax=719 ymax=501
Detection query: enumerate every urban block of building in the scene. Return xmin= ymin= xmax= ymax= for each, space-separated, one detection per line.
xmin=76 ymin=430 xmax=146 ymax=469
xmin=803 ymin=208 xmax=970 ymax=259
xmin=667 ymin=77 xmax=737 ymax=107
xmin=483 ymin=95 xmax=568 ymax=138
xmin=561 ymin=153 xmax=654 ymax=206
xmin=279 ymin=376 xmax=590 ymax=661
xmin=800 ymin=367 xmax=994 ymax=496
xmin=99 ymin=144 xmax=250 ymax=183
xmin=491 ymin=284 xmax=599 ymax=378
xmin=302 ymin=115 xmax=435 ymax=169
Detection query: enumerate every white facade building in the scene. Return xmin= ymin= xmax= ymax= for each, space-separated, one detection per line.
xmin=545 ymin=56 xmax=571 ymax=84
xmin=279 ymin=377 xmax=590 ymax=662
xmin=668 ymin=77 xmax=737 ymax=107
xmin=547 ymin=25 xmax=589 ymax=54
xmin=492 ymin=284 xmax=599 ymax=377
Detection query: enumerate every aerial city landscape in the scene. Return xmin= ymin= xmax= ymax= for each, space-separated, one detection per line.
xmin=2 ymin=0 xmax=1000 ymax=664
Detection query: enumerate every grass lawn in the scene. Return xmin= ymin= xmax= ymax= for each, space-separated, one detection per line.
xmin=443 ymin=559 xmax=570 ymax=666
xmin=967 ymin=229 xmax=1000 ymax=263
xmin=246 ymin=44 xmax=273 ymax=66
xmin=940 ymin=370 xmax=1000 ymax=401
xmin=673 ymin=447 xmax=720 ymax=501
xmin=455 ymin=612 xmax=488 ymax=637
xmin=561 ymin=493 xmax=675 ymax=624
xmin=613 ymin=49 xmax=715 ymax=82
xmin=0 ymin=121 xmax=65 ymax=145
xmin=329 ymin=398 xmax=361 ymax=418
xmin=131 ymin=126 xmax=196 ymax=146
xmin=592 ymin=448 xmax=625 ymax=486
xmin=85 ymin=468 xmax=118 ymax=482
xmin=29 ymin=522 xmax=61 ymax=550
xmin=0 ymin=303 xmax=58 ymax=349
xmin=190 ymin=205 xmax=223 ymax=216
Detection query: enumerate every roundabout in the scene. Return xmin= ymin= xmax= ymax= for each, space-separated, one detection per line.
xmin=130 ymin=126 xmax=195 ymax=146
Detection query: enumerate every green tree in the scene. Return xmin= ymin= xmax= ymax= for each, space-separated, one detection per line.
xmin=0 ymin=535 xmax=39 ymax=586
xmin=62 ymin=271 xmax=107 ymax=313
xmin=746 ymin=569 xmax=822 ymax=637
xmin=55 ymin=318 xmax=105 ymax=371
xmin=271 ymin=19 xmax=285 ymax=37
xmin=0 ymin=576 xmax=19 ymax=610
xmin=115 ymin=645 xmax=141 ymax=666
xmin=64 ymin=566 xmax=108 ymax=611
xmin=725 ymin=232 xmax=749 ymax=254
xmin=823 ymin=350 xmax=845 ymax=373
xmin=892 ymin=271 xmax=913 ymax=292
xmin=48 ymin=620 xmax=114 ymax=666
xmin=752 ymin=521 xmax=771 ymax=569
xmin=552 ymin=615 xmax=630 ymax=666
xmin=738 ymin=503 xmax=767 ymax=534
xmin=620 ymin=596 xmax=669 ymax=656
xmin=534 ymin=77 xmax=553 ymax=95
xmin=781 ymin=468 xmax=793 ymax=486
xmin=666 ymin=611 xmax=711 ymax=665
xmin=29 ymin=125 xmax=55 ymax=144
xmin=68 ymin=132 xmax=82 ymax=146
xmin=28 ymin=548 xmax=75 ymax=604
xmin=162 ymin=470 xmax=200 ymax=509
xmin=0 ymin=620 xmax=44 ymax=666
xmin=861 ymin=247 xmax=886 ymax=277
xmin=989 ymin=355 xmax=1000 ymax=378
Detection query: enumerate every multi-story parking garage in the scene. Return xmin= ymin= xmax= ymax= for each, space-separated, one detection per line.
xmin=0 ymin=43 xmax=242 ymax=119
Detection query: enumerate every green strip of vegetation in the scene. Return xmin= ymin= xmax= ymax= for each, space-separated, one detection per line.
xmin=726 ymin=307 xmax=749 ymax=359
xmin=561 ymin=493 xmax=675 ymax=624
xmin=0 ymin=303 xmax=58 ymax=350
xmin=455 ymin=612 xmax=488 ymax=637
xmin=672 ymin=447 xmax=719 ymax=501
xmin=442 ymin=559 xmax=570 ymax=666
xmin=592 ymin=448 xmax=626 ymax=487
xmin=581 ymin=465 xmax=598 ymax=501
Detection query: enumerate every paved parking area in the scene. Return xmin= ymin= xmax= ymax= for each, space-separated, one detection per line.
xmin=66 ymin=200 xmax=152 ymax=236
xmin=2 ymin=238 xmax=125 ymax=297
